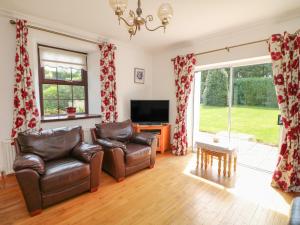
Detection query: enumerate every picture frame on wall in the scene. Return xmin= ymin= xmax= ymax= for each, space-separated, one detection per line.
xmin=134 ymin=68 xmax=145 ymax=84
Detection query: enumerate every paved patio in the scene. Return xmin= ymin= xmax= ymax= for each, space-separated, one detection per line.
xmin=194 ymin=132 xmax=279 ymax=173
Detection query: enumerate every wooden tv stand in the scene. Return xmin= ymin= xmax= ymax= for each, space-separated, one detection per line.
xmin=133 ymin=124 xmax=171 ymax=154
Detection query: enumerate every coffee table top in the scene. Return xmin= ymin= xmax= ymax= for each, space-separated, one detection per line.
xmin=196 ymin=140 xmax=237 ymax=155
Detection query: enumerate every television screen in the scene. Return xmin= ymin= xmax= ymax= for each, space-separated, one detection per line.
xmin=130 ymin=100 xmax=169 ymax=124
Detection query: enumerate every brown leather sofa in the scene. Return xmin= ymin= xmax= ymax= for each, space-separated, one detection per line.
xmin=13 ymin=126 xmax=103 ymax=216
xmin=91 ymin=120 xmax=157 ymax=182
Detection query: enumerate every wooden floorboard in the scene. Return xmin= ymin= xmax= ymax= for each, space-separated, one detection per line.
xmin=0 ymin=152 xmax=296 ymax=225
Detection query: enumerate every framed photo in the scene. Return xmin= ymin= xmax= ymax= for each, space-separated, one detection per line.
xmin=134 ymin=68 xmax=145 ymax=84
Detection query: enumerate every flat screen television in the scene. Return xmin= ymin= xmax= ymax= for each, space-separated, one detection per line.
xmin=130 ymin=100 xmax=169 ymax=124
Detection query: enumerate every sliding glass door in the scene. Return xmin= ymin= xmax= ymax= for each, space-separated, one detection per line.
xmin=193 ymin=58 xmax=280 ymax=172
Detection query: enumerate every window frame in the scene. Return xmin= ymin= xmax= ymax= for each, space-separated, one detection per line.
xmin=37 ymin=44 xmax=89 ymax=117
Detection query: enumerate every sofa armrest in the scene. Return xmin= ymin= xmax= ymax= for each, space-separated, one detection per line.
xmin=13 ymin=154 xmax=45 ymax=175
xmin=15 ymin=169 xmax=42 ymax=216
xmin=131 ymin=132 xmax=157 ymax=146
xmin=72 ymin=142 xmax=102 ymax=163
xmin=96 ymin=138 xmax=126 ymax=151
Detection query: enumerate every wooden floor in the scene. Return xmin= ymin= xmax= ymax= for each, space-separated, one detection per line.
xmin=0 ymin=153 xmax=296 ymax=225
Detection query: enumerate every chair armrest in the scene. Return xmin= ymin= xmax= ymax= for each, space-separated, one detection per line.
xmin=131 ymin=132 xmax=157 ymax=146
xmin=13 ymin=154 xmax=45 ymax=175
xmin=72 ymin=142 xmax=102 ymax=163
xmin=96 ymin=138 xmax=126 ymax=150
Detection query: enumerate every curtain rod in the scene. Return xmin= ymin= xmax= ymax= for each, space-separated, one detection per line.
xmin=194 ymin=38 xmax=268 ymax=56
xmin=171 ymin=38 xmax=268 ymax=61
xmin=172 ymin=28 xmax=300 ymax=61
xmin=9 ymin=19 xmax=106 ymax=46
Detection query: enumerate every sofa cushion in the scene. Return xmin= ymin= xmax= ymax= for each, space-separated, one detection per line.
xmin=17 ymin=126 xmax=82 ymax=161
xmin=95 ymin=119 xmax=133 ymax=142
xmin=41 ymin=158 xmax=90 ymax=193
xmin=125 ymin=143 xmax=151 ymax=166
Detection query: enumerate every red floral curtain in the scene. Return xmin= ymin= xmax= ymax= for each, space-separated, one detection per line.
xmin=99 ymin=42 xmax=118 ymax=123
xmin=269 ymin=32 xmax=300 ymax=191
xmin=11 ymin=19 xmax=40 ymax=140
xmin=172 ymin=54 xmax=197 ymax=156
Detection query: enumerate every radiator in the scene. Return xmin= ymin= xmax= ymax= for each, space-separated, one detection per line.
xmin=0 ymin=140 xmax=16 ymax=175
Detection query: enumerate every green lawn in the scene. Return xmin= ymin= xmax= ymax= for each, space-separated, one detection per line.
xmin=199 ymin=105 xmax=280 ymax=145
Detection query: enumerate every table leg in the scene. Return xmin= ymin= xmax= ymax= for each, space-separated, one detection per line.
xmin=201 ymin=149 xmax=204 ymax=169
xmin=205 ymin=152 xmax=208 ymax=170
xmin=218 ymin=156 xmax=221 ymax=176
xmin=223 ymin=154 xmax=227 ymax=177
xmin=196 ymin=147 xmax=200 ymax=168
xmin=228 ymin=155 xmax=232 ymax=177
xmin=234 ymin=156 xmax=237 ymax=172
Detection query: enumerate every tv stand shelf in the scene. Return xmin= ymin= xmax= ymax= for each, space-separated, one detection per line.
xmin=133 ymin=124 xmax=171 ymax=154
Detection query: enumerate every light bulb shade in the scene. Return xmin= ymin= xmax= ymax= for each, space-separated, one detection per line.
xmin=157 ymin=3 xmax=173 ymax=22
xmin=109 ymin=0 xmax=128 ymax=12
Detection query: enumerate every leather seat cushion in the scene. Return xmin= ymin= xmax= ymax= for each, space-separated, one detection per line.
xmin=41 ymin=158 xmax=90 ymax=193
xmin=125 ymin=143 xmax=151 ymax=166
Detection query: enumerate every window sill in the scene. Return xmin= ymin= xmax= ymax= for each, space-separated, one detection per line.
xmin=41 ymin=114 xmax=101 ymax=123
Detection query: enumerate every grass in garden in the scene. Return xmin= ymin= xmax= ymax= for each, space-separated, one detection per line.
xmin=199 ymin=105 xmax=280 ymax=145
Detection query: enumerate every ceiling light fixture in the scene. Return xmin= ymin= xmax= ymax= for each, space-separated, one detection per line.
xmin=109 ymin=0 xmax=173 ymax=39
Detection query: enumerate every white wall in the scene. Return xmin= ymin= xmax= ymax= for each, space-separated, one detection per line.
xmin=0 ymin=15 xmax=153 ymax=142
xmin=151 ymin=16 xmax=300 ymax=147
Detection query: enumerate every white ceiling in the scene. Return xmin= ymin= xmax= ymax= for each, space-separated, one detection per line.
xmin=1 ymin=0 xmax=300 ymax=52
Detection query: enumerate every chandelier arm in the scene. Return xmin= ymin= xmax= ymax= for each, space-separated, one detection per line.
xmin=133 ymin=24 xmax=138 ymax=35
xmin=118 ymin=16 xmax=135 ymax=27
xmin=144 ymin=20 xmax=165 ymax=32
xmin=144 ymin=15 xmax=165 ymax=32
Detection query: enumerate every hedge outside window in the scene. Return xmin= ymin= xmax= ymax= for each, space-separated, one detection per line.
xmin=38 ymin=45 xmax=88 ymax=116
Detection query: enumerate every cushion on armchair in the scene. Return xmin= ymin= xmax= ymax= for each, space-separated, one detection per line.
xmin=17 ymin=126 xmax=82 ymax=161
xmin=124 ymin=143 xmax=151 ymax=166
xmin=40 ymin=158 xmax=90 ymax=193
xmin=95 ymin=119 xmax=133 ymax=142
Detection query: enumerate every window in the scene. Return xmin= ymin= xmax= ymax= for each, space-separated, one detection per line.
xmin=38 ymin=45 xmax=88 ymax=117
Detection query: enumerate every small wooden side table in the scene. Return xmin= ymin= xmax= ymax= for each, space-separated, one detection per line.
xmin=196 ymin=141 xmax=237 ymax=177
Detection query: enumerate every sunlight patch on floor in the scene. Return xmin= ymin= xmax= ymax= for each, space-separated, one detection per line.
xmin=182 ymin=154 xmax=291 ymax=217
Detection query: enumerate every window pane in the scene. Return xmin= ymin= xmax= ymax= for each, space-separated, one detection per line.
xmin=57 ymin=67 xmax=71 ymax=81
xmin=58 ymin=85 xmax=72 ymax=99
xmin=59 ymin=100 xmax=72 ymax=114
xmin=43 ymin=84 xmax=58 ymax=99
xmin=232 ymin=63 xmax=279 ymax=145
xmin=73 ymin=86 xmax=85 ymax=99
xmin=44 ymin=66 xmax=56 ymax=79
xmin=72 ymin=68 xmax=82 ymax=81
xmin=44 ymin=100 xmax=58 ymax=115
xmin=74 ymin=100 xmax=85 ymax=113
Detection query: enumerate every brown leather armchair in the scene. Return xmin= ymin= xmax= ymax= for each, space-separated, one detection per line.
xmin=91 ymin=120 xmax=157 ymax=182
xmin=13 ymin=126 xmax=103 ymax=216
